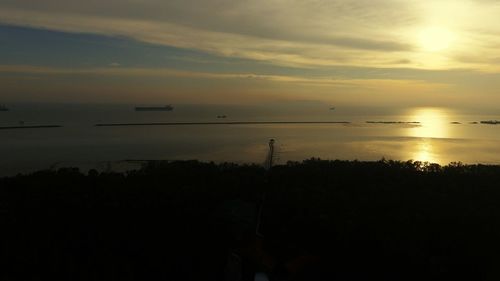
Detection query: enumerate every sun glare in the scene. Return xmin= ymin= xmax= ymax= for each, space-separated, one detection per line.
xmin=418 ymin=27 xmax=455 ymax=52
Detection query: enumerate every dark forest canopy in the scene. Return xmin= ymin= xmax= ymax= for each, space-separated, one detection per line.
xmin=2 ymin=159 xmax=500 ymax=280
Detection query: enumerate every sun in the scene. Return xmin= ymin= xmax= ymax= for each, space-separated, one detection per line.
xmin=418 ymin=27 xmax=455 ymax=52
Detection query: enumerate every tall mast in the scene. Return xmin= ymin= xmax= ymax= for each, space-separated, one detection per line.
xmin=264 ymin=139 xmax=275 ymax=170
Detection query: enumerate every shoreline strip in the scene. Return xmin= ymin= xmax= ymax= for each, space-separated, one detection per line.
xmin=95 ymin=121 xmax=352 ymax=127
xmin=0 ymin=125 xmax=62 ymax=130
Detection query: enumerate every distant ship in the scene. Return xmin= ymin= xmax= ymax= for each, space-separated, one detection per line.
xmin=329 ymin=107 xmax=335 ymax=111
xmin=135 ymin=105 xmax=173 ymax=111
xmin=0 ymin=104 xmax=9 ymax=112
xmin=217 ymin=115 xmax=227 ymax=119
xmin=481 ymin=120 xmax=500 ymax=125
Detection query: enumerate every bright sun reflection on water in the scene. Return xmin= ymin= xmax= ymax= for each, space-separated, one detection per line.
xmin=408 ymin=108 xmax=450 ymax=139
xmin=407 ymin=108 xmax=450 ymax=163
xmin=413 ymin=140 xmax=437 ymax=163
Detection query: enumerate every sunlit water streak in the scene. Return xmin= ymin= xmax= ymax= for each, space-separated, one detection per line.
xmin=406 ymin=108 xmax=451 ymax=164
xmin=1 ymin=104 xmax=500 ymax=176
xmin=407 ymin=108 xmax=451 ymax=139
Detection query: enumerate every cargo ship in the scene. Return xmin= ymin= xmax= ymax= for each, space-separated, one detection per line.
xmin=135 ymin=105 xmax=173 ymax=111
xmin=0 ymin=104 xmax=9 ymax=111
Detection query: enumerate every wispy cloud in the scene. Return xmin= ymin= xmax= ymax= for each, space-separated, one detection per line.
xmin=4 ymin=1 xmax=499 ymax=70
xmin=0 ymin=64 xmax=444 ymax=85
xmin=0 ymin=63 xmax=452 ymax=98
xmin=2 ymin=1 xmax=500 ymax=105
xmin=0 ymin=64 xmax=455 ymax=105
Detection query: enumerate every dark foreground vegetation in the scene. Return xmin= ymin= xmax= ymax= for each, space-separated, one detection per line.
xmin=2 ymin=159 xmax=500 ymax=280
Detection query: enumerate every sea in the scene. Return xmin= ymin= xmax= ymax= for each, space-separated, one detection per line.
xmin=1 ymin=102 xmax=500 ymax=177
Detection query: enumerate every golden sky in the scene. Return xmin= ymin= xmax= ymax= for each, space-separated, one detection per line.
xmin=1 ymin=0 xmax=500 ymax=106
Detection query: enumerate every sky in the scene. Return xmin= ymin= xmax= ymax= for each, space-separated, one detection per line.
xmin=2 ymin=0 xmax=500 ymax=107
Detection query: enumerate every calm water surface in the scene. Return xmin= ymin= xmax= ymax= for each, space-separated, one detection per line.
xmin=1 ymin=103 xmax=500 ymax=176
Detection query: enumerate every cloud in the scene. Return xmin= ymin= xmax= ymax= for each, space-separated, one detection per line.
xmin=0 ymin=1 xmax=418 ymax=68
xmin=0 ymin=64 xmax=455 ymax=105
xmin=1 ymin=0 xmax=500 ymax=71
xmin=0 ymin=64 xmax=451 ymax=92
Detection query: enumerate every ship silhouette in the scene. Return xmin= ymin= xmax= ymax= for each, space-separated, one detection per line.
xmin=135 ymin=105 xmax=173 ymax=111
